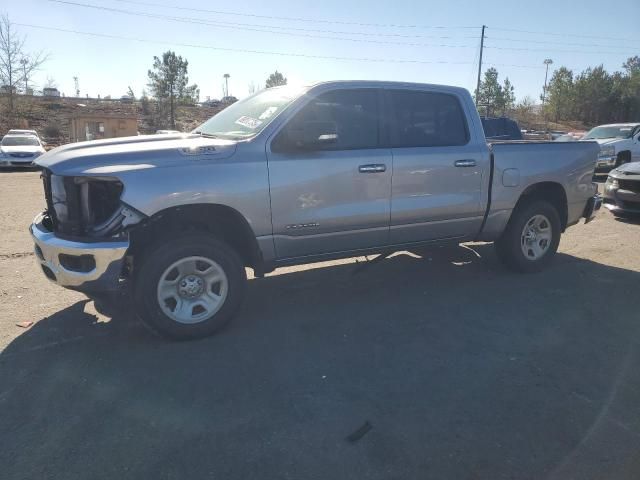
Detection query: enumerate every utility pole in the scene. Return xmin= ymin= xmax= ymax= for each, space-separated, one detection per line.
xmin=223 ymin=73 xmax=230 ymax=98
xmin=541 ymin=59 xmax=553 ymax=106
xmin=475 ymin=25 xmax=486 ymax=107
xmin=542 ymin=59 xmax=553 ymax=137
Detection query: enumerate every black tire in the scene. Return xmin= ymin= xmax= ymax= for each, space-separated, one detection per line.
xmin=616 ymin=151 xmax=631 ymax=167
xmin=494 ymin=200 xmax=561 ymax=273
xmin=133 ymin=234 xmax=247 ymax=340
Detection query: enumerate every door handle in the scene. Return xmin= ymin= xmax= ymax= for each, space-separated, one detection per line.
xmin=454 ymin=159 xmax=476 ymax=167
xmin=359 ymin=164 xmax=386 ymax=173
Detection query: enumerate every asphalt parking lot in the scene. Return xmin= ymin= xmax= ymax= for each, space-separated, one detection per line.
xmin=1 ymin=170 xmax=640 ymax=479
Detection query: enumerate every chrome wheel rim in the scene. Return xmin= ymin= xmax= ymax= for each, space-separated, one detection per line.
xmin=520 ymin=214 xmax=552 ymax=261
xmin=156 ymin=256 xmax=228 ymax=324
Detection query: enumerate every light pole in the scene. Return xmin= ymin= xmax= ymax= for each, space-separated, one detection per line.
xmin=223 ymin=73 xmax=230 ymax=98
xmin=542 ymin=59 xmax=553 ymax=137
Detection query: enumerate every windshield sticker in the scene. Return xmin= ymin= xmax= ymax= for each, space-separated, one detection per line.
xmin=258 ymin=106 xmax=278 ymax=120
xmin=235 ymin=116 xmax=263 ymax=129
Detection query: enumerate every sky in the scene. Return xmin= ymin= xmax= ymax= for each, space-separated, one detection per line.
xmin=3 ymin=0 xmax=639 ymax=102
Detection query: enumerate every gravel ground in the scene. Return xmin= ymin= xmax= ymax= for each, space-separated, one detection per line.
xmin=1 ymin=170 xmax=640 ymax=479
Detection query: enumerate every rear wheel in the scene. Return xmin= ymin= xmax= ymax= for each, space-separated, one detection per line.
xmin=495 ymin=200 xmax=561 ymax=273
xmin=133 ymin=234 xmax=247 ymax=340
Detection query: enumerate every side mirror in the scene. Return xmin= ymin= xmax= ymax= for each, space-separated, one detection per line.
xmin=286 ymin=121 xmax=338 ymax=149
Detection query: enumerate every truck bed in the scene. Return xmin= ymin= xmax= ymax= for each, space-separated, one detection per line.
xmin=478 ymin=140 xmax=600 ymax=241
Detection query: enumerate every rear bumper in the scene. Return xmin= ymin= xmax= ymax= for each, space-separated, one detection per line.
xmin=30 ymin=213 xmax=129 ymax=293
xmin=583 ymin=195 xmax=602 ymax=223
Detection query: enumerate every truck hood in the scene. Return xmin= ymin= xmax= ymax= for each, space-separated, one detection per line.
xmin=582 ymin=138 xmax=625 ymax=146
xmin=611 ymin=161 xmax=640 ymax=178
xmin=36 ymin=134 xmax=238 ymax=175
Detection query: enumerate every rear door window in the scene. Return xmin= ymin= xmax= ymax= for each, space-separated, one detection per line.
xmin=388 ymin=90 xmax=469 ymax=148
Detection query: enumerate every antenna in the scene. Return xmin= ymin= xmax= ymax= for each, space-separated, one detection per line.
xmin=73 ymin=76 xmax=80 ymax=97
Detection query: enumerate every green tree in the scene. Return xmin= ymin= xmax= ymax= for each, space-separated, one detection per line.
xmin=619 ymin=56 xmax=640 ymax=121
xmin=546 ymin=67 xmax=574 ymax=122
xmin=476 ymin=68 xmax=504 ymax=117
xmin=512 ymin=96 xmax=539 ymax=128
xmin=500 ymin=77 xmax=515 ymax=115
xmin=147 ymin=51 xmax=199 ymax=128
xmin=508 ymin=57 xmax=640 ymax=126
xmin=265 ymin=70 xmax=287 ymax=89
xmin=573 ymin=65 xmax=612 ymax=125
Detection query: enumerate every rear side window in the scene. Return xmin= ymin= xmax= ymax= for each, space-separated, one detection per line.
xmin=389 ymin=90 xmax=469 ymax=148
xmin=273 ymin=89 xmax=379 ymax=152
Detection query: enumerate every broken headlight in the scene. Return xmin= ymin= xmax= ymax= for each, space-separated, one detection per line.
xmin=44 ymin=171 xmax=144 ymax=237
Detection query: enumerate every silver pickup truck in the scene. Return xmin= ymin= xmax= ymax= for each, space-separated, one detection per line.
xmin=31 ymin=81 xmax=601 ymax=339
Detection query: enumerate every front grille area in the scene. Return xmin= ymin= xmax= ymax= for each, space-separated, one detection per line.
xmin=618 ymin=179 xmax=640 ymax=193
xmin=9 ymin=152 xmax=34 ymax=158
xmin=620 ymin=200 xmax=640 ymax=209
xmin=41 ymin=169 xmax=124 ymax=236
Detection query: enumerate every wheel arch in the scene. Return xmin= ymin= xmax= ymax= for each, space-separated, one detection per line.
xmin=128 ymin=203 xmax=266 ymax=274
xmin=513 ymin=181 xmax=568 ymax=231
xmin=617 ymin=150 xmax=632 ymax=163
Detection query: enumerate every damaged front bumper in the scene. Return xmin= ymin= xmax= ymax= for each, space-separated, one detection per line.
xmin=30 ymin=212 xmax=129 ymax=293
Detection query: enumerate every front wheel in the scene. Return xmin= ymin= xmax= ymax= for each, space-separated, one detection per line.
xmin=615 ymin=151 xmax=631 ymax=168
xmin=495 ymin=200 xmax=561 ymax=273
xmin=133 ymin=234 xmax=247 ymax=340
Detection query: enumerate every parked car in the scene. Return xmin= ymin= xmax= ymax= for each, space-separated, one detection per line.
xmin=580 ymin=123 xmax=640 ymax=173
xmin=554 ymin=134 xmax=578 ymax=142
xmin=155 ymin=129 xmax=182 ymax=134
xmin=523 ymin=130 xmax=549 ymax=141
xmin=201 ymin=99 xmax=221 ymax=108
xmin=31 ymin=81 xmax=601 ymax=339
xmin=120 ymin=95 xmax=134 ymax=104
xmin=0 ymin=134 xmax=46 ymax=168
xmin=221 ymin=96 xmax=238 ymax=105
xmin=603 ymin=162 xmax=640 ymax=216
xmin=480 ymin=117 xmax=523 ymax=141
xmin=550 ymin=131 xmax=567 ymax=140
xmin=8 ymin=129 xmax=39 ymax=137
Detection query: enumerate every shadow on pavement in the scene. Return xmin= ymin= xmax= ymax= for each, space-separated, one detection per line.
xmin=1 ymin=244 xmax=640 ymax=479
xmin=612 ymin=212 xmax=640 ymax=225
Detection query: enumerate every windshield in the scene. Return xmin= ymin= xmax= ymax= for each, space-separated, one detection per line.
xmin=194 ymin=86 xmax=306 ymax=139
xmin=584 ymin=126 xmax=635 ymax=139
xmin=1 ymin=136 xmax=40 ymax=146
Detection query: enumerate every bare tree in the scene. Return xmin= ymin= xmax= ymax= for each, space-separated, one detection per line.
xmin=0 ymin=14 xmax=48 ymax=112
xmin=248 ymin=81 xmax=258 ymax=95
